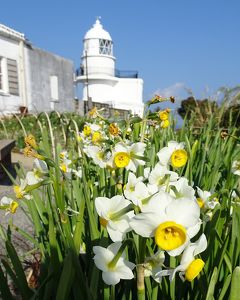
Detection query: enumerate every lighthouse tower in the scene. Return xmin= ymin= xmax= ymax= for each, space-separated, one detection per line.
xmin=76 ymin=18 xmax=144 ymax=116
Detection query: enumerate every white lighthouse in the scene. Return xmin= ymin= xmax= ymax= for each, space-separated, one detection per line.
xmin=76 ymin=18 xmax=144 ymax=116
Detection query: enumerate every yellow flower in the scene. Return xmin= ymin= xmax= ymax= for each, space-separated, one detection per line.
xmin=23 ymin=146 xmax=44 ymax=160
xmin=185 ymin=259 xmax=205 ymax=282
xmin=83 ymin=125 xmax=91 ymax=136
xmin=14 ymin=185 xmax=25 ymax=199
xmin=114 ymin=152 xmax=130 ymax=168
xmin=109 ymin=123 xmax=119 ymax=136
xmin=171 ymin=149 xmax=188 ymax=168
xmin=88 ymin=107 xmax=98 ymax=118
xmin=9 ymin=201 xmax=19 ymax=214
xmin=155 ymin=221 xmax=187 ymax=250
xmin=161 ymin=119 xmax=170 ymax=129
xmin=25 ymin=134 xmax=38 ymax=149
xmin=60 ymin=163 xmax=67 ymax=173
xmin=197 ymin=198 xmax=205 ymax=208
xmin=92 ymin=131 xmax=102 ymax=144
xmin=159 ymin=110 xmax=169 ymax=121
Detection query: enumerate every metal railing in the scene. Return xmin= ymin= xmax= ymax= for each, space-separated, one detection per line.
xmin=75 ymin=67 xmax=139 ymax=79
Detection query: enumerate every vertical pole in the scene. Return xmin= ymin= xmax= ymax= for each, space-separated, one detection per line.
xmin=85 ymin=50 xmax=92 ymax=111
xmin=19 ymin=40 xmax=28 ymax=108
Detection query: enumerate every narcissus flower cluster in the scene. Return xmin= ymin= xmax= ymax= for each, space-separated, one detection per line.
xmin=88 ymin=125 xmax=209 ymax=285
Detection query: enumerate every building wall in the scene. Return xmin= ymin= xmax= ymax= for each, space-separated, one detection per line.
xmin=81 ymin=77 xmax=144 ymax=116
xmin=27 ymin=47 xmax=75 ymax=113
xmin=0 ymin=35 xmax=22 ymax=113
xmin=83 ymin=79 xmax=115 ymax=104
xmin=113 ymin=78 xmax=144 ymax=115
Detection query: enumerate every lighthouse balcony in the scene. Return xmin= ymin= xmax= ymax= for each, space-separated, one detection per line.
xmin=75 ymin=67 xmax=138 ymax=79
xmin=115 ymin=69 xmax=138 ymax=78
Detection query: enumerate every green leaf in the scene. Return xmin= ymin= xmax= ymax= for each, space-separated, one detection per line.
xmin=0 ymin=264 xmax=14 ymax=300
xmin=5 ymin=240 xmax=33 ymax=299
xmin=218 ymin=274 xmax=231 ymax=300
xmin=206 ymin=267 xmax=218 ymax=300
xmin=56 ymin=251 xmax=75 ymax=300
xmin=230 ymin=267 xmax=240 ymax=300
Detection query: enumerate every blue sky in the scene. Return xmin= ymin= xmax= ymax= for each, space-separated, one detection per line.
xmin=1 ymin=0 xmax=240 ymax=108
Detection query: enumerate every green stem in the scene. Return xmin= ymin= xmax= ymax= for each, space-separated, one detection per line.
xmin=137 ymin=264 xmax=145 ymax=300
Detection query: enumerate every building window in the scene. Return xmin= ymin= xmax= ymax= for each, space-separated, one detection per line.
xmin=7 ymin=58 xmax=19 ymax=95
xmin=50 ymin=75 xmax=59 ymax=101
xmin=99 ymin=39 xmax=112 ymax=55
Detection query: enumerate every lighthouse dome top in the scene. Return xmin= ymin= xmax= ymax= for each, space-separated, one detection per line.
xmin=84 ymin=18 xmax=112 ymax=41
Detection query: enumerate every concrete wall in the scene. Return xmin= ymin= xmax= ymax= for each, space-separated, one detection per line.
xmin=27 ymin=47 xmax=75 ymax=113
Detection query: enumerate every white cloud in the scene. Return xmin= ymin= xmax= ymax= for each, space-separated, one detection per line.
xmin=152 ymin=82 xmax=187 ymax=102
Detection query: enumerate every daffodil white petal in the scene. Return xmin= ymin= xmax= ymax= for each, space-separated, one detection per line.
xmin=130 ymin=212 xmax=161 ymax=237
xmin=102 ymin=272 xmax=121 ymax=285
xmin=165 ymin=198 xmax=200 ymax=228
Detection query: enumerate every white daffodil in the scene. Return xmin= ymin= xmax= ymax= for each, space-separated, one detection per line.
xmin=125 ymin=181 xmax=158 ymax=210
xmin=124 ymin=172 xmax=143 ymax=201
xmin=170 ymin=177 xmax=195 ymax=199
xmin=158 ymin=234 xmax=207 ymax=282
xmin=196 ymin=187 xmax=219 ymax=210
xmin=93 ymin=242 xmax=135 ymax=285
xmin=148 ymin=163 xmax=179 ymax=189
xmin=95 ymin=195 xmax=134 ymax=242
xmin=13 ymin=179 xmax=31 ymax=200
xmin=124 ymin=173 xmax=157 ymax=209
xmin=84 ymin=145 xmax=109 ymax=168
xmin=144 ymin=250 xmax=165 ymax=283
xmin=157 ymin=141 xmax=188 ymax=168
xmin=232 ymin=160 xmax=240 ymax=176
xmin=59 ymin=157 xmax=73 ymax=178
xmin=130 ymin=195 xmax=201 ymax=256
xmin=59 ymin=151 xmax=68 ymax=160
xmin=112 ymin=142 xmax=146 ymax=172
xmin=26 ymin=158 xmax=48 ymax=185
xmin=72 ymin=167 xmax=82 ymax=178
xmin=0 ymin=196 xmax=19 ymax=214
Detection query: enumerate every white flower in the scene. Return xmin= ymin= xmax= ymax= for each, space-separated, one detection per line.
xmin=84 ymin=145 xmax=108 ymax=168
xmin=157 ymin=141 xmax=187 ymax=168
xmin=124 ymin=173 xmax=157 ymax=209
xmin=59 ymin=151 xmax=68 ymax=160
xmin=196 ymin=187 xmax=219 ymax=210
xmin=0 ymin=196 xmax=19 ymax=214
xmin=144 ymin=250 xmax=165 ymax=283
xmin=26 ymin=159 xmax=48 ymax=185
xmin=58 ymin=158 xmax=73 ymax=179
xmin=124 ymin=173 xmax=143 ymax=201
xmin=112 ymin=142 xmax=146 ymax=172
xmin=130 ymin=195 xmax=201 ymax=256
xmin=95 ymin=195 xmax=134 ymax=242
xmin=170 ymin=177 xmax=195 ymax=199
xmin=158 ymin=234 xmax=207 ymax=282
xmin=14 ymin=179 xmax=31 ymax=200
xmin=148 ymin=163 xmax=179 ymax=189
xmin=72 ymin=167 xmax=82 ymax=178
xmin=232 ymin=160 xmax=240 ymax=176
xmin=93 ymin=242 xmax=135 ymax=285
xmin=0 ymin=196 xmax=13 ymax=206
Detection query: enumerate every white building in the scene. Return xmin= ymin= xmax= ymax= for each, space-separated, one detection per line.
xmin=75 ymin=18 xmax=144 ymax=116
xmin=0 ymin=24 xmax=74 ymax=114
